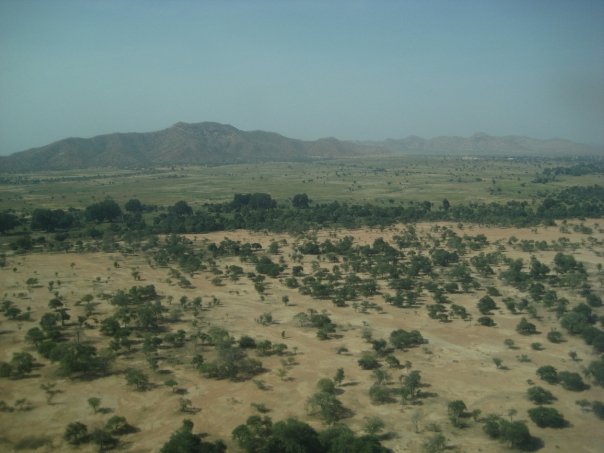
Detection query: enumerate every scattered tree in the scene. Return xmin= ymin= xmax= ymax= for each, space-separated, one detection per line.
xmin=527 ymin=386 xmax=556 ymax=405
xmin=528 ymin=406 xmax=567 ymax=428
xmin=64 ymin=422 xmax=89 ymax=445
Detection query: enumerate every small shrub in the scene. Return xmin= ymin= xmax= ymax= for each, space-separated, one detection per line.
xmin=363 ymin=416 xmax=385 ymax=435
xmin=516 ymin=318 xmax=537 ymax=335
xmin=477 ymin=316 xmax=495 ymax=327
xmin=422 ymin=433 xmax=446 ymax=453
xmin=547 ymin=330 xmax=564 ymax=343
xmin=369 ymin=384 xmax=393 ymax=404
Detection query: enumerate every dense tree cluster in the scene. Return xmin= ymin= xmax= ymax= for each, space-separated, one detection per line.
xmin=31 ymin=208 xmax=76 ymax=232
xmin=483 ymin=415 xmax=534 ymax=450
xmin=197 ymin=327 xmax=263 ymax=381
xmin=161 ymin=420 xmax=226 ymax=453
xmin=85 ymin=198 xmax=122 ymax=222
xmin=231 ymin=415 xmax=389 ymax=453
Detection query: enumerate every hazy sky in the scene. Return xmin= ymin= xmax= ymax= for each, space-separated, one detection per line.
xmin=1 ymin=0 xmax=603 ymax=154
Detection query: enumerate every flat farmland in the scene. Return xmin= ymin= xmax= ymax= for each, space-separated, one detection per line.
xmin=1 ymin=156 xmax=602 ymax=211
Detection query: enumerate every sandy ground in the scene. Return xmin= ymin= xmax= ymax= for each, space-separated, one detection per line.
xmin=0 ymin=220 xmax=603 ymax=452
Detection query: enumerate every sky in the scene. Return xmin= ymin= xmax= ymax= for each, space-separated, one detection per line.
xmin=1 ymin=0 xmax=603 ymax=155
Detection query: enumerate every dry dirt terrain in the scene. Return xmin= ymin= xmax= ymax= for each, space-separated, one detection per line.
xmin=0 ymin=221 xmax=603 ymax=452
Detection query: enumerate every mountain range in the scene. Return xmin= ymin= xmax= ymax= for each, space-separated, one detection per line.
xmin=0 ymin=122 xmax=601 ymax=172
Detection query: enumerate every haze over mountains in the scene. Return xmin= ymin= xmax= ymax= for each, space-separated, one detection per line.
xmin=0 ymin=122 xmax=601 ymax=172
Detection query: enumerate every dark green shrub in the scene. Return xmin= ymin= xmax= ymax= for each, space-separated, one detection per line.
xmin=547 ymin=330 xmax=564 ymax=343
xmin=528 ymin=407 xmax=567 ymax=428
xmin=358 ymin=355 xmax=380 ymax=370
xmin=516 ymin=318 xmax=537 ymax=335
xmin=64 ymin=422 xmax=89 ymax=445
xmin=558 ymin=371 xmax=589 ymax=391
xmin=527 ymin=386 xmax=556 ymax=405
xmin=368 ymin=384 xmax=393 ymax=404
xmin=536 ymin=365 xmax=559 ymax=384
xmin=477 ymin=296 xmax=497 ymax=315
xmin=477 ymin=316 xmax=495 ymax=327
xmin=593 ymin=401 xmax=604 ymax=420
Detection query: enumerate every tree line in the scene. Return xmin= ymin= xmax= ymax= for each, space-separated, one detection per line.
xmin=2 ymin=185 xmax=604 ymax=240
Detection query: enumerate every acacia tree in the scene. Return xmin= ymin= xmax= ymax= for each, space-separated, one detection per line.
xmin=85 ymin=198 xmax=122 ymax=223
xmin=483 ymin=415 xmax=533 ymax=450
xmin=292 ymin=193 xmax=310 ymax=209
xmin=528 ymin=407 xmax=567 ymax=428
xmin=64 ymin=422 xmax=89 ymax=445
xmin=448 ymin=399 xmax=468 ymax=428
xmin=105 ymin=415 xmax=133 ymax=435
xmin=515 ymin=317 xmax=537 ymax=335
xmin=125 ymin=369 xmax=149 ymax=391
xmin=401 ymin=370 xmax=422 ymax=403
xmin=423 ymin=433 xmax=446 ymax=452
xmin=125 ymin=198 xmax=144 ymax=213
xmin=587 ymin=357 xmax=604 ymax=386
xmin=477 ymin=296 xmax=497 ymax=315
xmin=0 ymin=211 xmax=19 ymax=233
xmin=527 ymin=386 xmax=556 ymax=405
xmin=1 ymin=352 xmax=35 ymax=379
xmin=88 ymin=397 xmax=101 ymax=414
xmin=306 ymin=390 xmax=347 ymax=425
xmin=41 ymin=383 xmax=60 ymax=404
xmin=90 ymin=428 xmax=119 ymax=452
xmin=363 ymin=416 xmax=385 ymax=435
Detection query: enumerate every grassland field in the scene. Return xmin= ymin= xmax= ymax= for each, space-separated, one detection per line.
xmin=1 ymin=156 xmax=602 ymax=211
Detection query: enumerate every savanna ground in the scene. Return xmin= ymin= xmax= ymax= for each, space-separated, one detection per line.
xmin=0 ymin=156 xmax=603 ymax=452
xmin=1 ymin=222 xmax=603 ymax=452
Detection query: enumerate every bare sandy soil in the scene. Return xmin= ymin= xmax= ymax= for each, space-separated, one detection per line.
xmin=0 ymin=221 xmax=603 ymax=452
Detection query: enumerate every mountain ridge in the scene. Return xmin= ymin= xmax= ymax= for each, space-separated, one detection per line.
xmin=1 ymin=122 xmax=601 ymax=172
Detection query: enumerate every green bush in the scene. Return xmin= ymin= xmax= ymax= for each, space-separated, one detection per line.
xmin=64 ymin=422 xmax=89 ymax=445
xmin=528 ymin=407 xmax=567 ymax=428
xmin=358 ymin=355 xmax=380 ymax=370
xmin=369 ymin=384 xmax=393 ymax=404
xmin=558 ymin=371 xmax=589 ymax=391
xmin=477 ymin=316 xmax=495 ymax=327
xmin=536 ymin=365 xmax=559 ymax=384
xmin=516 ymin=318 xmax=537 ymax=335
xmin=527 ymin=386 xmax=556 ymax=405
xmin=547 ymin=330 xmax=564 ymax=343
xmin=593 ymin=401 xmax=604 ymax=420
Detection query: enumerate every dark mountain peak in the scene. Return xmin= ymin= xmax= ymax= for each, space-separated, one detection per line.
xmin=170 ymin=121 xmax=236 ymax=131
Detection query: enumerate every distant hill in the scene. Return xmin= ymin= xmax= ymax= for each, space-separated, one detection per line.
xmin=0 ymin=122 xmax=367 ymax=172
xmin=369 ymin=132 xmax=602 ymax=157
xmin=1 ymin=123 xmax=601 ymax=172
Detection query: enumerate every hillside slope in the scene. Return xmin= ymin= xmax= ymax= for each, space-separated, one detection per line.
xmin=1 ymin=124 xmax=602 ymax=172
xmin=0 ymin=122 xmax=366 ymax=171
